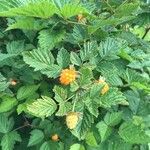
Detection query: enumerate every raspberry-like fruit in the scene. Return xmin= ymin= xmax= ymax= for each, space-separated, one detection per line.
xmin=59 ymin=68 xmax=77 ymax=85
xmin=66 ymin=112 xmax=79 ymax=129
xmin=77 ymin=14 xmax=87 ymax=24
xmin=96 ymin=77 xmax=109 ymax=95
xmin=51 ymin=134 xmax=59 ymax=142
xmin=10 ymin=79 xmax=17 ymax=86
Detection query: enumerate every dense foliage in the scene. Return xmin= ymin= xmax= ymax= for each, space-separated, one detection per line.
xmin=0 ymin=0 xmax=150 ymax=149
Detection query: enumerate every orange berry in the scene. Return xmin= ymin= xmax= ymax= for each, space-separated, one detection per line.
xmin=96 ymin=78 xmax=109 ymax=95
xmin=59 ymin=68 xmax=77 ymax=85
xmin=77 ymin=14 xmax=84 ymax=21
xmin=51 ymin=134 xmax=59 ymax=142
xmin=66 ymin=112 xmax=79 ymax=129
xmin=10 ymin=79 xmax=17 ymax=86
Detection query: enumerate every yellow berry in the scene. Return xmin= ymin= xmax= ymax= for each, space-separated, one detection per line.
xmin=51 ymin=134 xmax=59 ymax=142
xmin=59 ymin=68 xmax=77 ymax=85
xmin=96 ymin=78 xmax=109 ymax=95
xmin=66 ymin=112 xmax=79 ymax=129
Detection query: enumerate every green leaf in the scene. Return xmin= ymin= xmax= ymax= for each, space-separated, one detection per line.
xmin=57 ymin=48 xmax=70 ymax=68
xmin=104 ymin=112 xmax=122 ymax=126
xmin=70 ymin=143 xmax=85 ymax=150
xmin=96 ymin=121 xmax=112 ymax=142
xmin=38 ymin=29 xmax=65 ymax=50
xmin=119 ymin=122 xmax=150 ymax=144
xmin=6 ymin=40 xmax=25 ymax=54
xmin=56 ymin=102 xmax=72 ymax=116
xmin=28 ymin=129 xmax=44 ymax=147
xmin=6 ymin=17 xmax=43 ymax=31
xmin=84 ymin=96 xmax=99 ymax=117
xmin=79 ymin=67 xmax=93 ymax=87
xmin=71 ymin=109 xmax=94 ymax=140
xmin=80 ymin=41 xmax=98 ymax=61
xmin=90 ymin=83 xmax=103 ymax=98
xmin=41 ymin=64 xmax=62 ymax=78
xmin=0 ymin=73 xmax=9 ymax=92
xmin=17 ymin=84 xmax=40 ymax=101
xmin=53 ymin=85 xmax=68 ymax=102
xmin=0 ymin=0 xmax=58 ymax=18
xmin=23 ymin=48 xmax=54 ymax=71
xmin=0 ymin=114 xmax=14 ymax=134
xmin=70 ymin=52 xmax=82 ymax=66
xmin=85 ymin=132 xmax=97 ymax=146
xmin=98 ymin=38 xmax=127 ymax=60
xmin=40 ymin=142 xmax=51 ymax=150
xmin=114 ymin=3 xmax=139 ymax=18
xmin=60 ymin=4 xmax=88 ymax=18
xmin=1 ymin=131 xmax=22 ymax=150
xmin=99 ymin=88 xmax=128 ymax=108
xmin=0 ymin=95 xmax=18 ymax=113
xmin=27 ymin=96 xmax=57 ymax=118
xmin=124 ymin=90 xmax=140 ymax=114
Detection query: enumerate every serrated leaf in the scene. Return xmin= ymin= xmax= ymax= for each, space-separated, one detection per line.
xmin=57 ymin=48 xmax=70 ymax=68
xmin=124 ymin=90 xmax=140 ymax=114
xmin=79 ymin=67 xmax=93 ymax=87
xmin=41 ymin=64 xmax=61 ymax=78
xmin=80 ymin=41 xmax=98 ymax=61
xmin=53 ymin=85 xmax=68 ymax=102
xmin=0 ymin=114 xmax=14 ymax=134
xmin=0 ymin=95 xmax=18 ymax=113
xmin=70 ymin=52 xmax=82 ymax=66
xmin=98 ymin=38 xmax=127 ymax=60
xmin=84 ymin=96 xmax=99 ymax=117
xmin=60 ymin=4 xmax=88 ymax=18
xmin=6 ymin=40 xmax=25 ymax=54
xmin=23 ymin=48 xmax=54 ymax=71
xmin=71 ymin=109 xmax=94 ymax=140
xmin=1 ymin=131 xmax=21 ymax=150
xmin=38 ymin=29 xmax=65 ymax=50
xmin=0 ymin=1 xmax=58 ymax=18
xmin=99 ymin=88 xmax=128 ymax=108
xmin=96 ymin=121 xmax=112 ymax=142
xmin=85 ymin=132 xmax=97 ymax=146
xmin=114 ymin=3 xmax=139 ymax=18
xmin=104 ymin=112 xmax=122 ymax=126
xmin=0 ymin=73 xmax=9 ymax=92
xmin=27 ymin=96 xmax=57 ymax=118
xmin=70 ymin=143 xmax=85 ymax=150
xmin=28 ymin=129 xmax=44 ymax=147
xmin=17 ymin=84 xmax=40 ymax=100
xmin=119 ymin=122 xmax=150 ymax=144
xmin=56 ymin=102 xmax=72 ymax=116
xmin=40 ymin=141 xmax=60 ymax=150
xmin=90 ymin=83 xmax=103 ymax=98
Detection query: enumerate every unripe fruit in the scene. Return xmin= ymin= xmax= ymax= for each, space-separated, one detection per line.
xmin=10 ymin=79 xmax=17 ymax=86
xmin=66 ymin=112 xmax=79 ymax=129
xmin=51 ymin=134 xmax=59 ymax=142
xmin=77 ymin=14 xmax=87 ymax=24
xmin=96 ymin=77 xmax=109 ymax=95
xmin=59 ymin=68 xmax=77 ymax=85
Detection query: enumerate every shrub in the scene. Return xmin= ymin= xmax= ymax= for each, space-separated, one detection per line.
xmin=0 ymin=0 xmax=150 ymax=149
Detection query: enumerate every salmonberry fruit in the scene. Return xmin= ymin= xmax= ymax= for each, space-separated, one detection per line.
xmin=51 ymin=134 xmax=59 ymax=142
xmin=66 ymin=112 xmax=79 ymax=129
xmin=10 ymin=79 xmax=17 ymax=86
xmin=97 ymin=77 xmax=109 ymax=95
xmin=59 ymin=68 xmax=77 ymax=85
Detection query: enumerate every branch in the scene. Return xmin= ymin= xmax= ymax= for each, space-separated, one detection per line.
xmin=142 ymin=27 xmax=150 ymax=39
